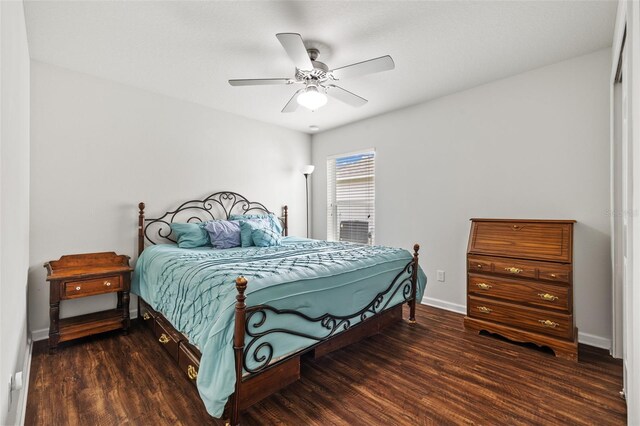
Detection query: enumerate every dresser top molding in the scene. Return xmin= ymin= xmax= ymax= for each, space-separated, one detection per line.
xmin=469 ymin=219 xmax=576 ymax=223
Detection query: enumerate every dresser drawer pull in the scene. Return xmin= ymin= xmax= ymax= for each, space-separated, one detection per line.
xmin=538 ymin=320 xmax=559 ymax=328
xmin=505 ymin=267 xmax=523 ymax=274
xmin=477 ymin=306 xmax=492 ymax=314
xmin=159 ymin=333 xmax=170 ymax=344
xmin=538 ymin=293 xmax=559 ymax=302
xmin=142 ymin=312 xmax=151 ymax=321
xmin=476 ymin=264 xmax=483 ymax=268
xmin=75 ymin=286 xmax=81 ymax=291
xmin=187 ymin=365 xmax=198 ymax=380
xmin=550 ymin=273 xmax=557 ymax=278
xmin=104 ymin=281 xmax=112 ymax=287
xmin=476 ymin=283 xmax=492 ymax=290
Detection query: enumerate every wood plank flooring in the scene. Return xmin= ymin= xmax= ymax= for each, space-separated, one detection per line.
xmin=25 ymin=305 xmax=626 ymax=425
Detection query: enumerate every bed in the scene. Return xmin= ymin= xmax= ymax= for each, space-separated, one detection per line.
xmin=133 ymin=191 xmax=427 ymax=425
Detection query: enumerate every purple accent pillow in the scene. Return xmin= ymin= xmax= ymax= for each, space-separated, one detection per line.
xmin=203 ymin=220 xmax=241 ymax=249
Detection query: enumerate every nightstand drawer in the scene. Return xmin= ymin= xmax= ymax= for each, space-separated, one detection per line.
xmin=63 ymin=275 xmax=122 ymax=299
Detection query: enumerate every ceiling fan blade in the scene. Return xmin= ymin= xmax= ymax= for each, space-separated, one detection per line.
xmin=229 ymin=78 xmax=293 ymax=86
xmin=326 ymin=85 xmax=368 ymax=107
xmin=282 ymin=89 xmax=303 ymax=113
xmin=330 ymin=55 xmax=395 ymax=80
xmin=276 ymin=33 xmax=313 ymax=71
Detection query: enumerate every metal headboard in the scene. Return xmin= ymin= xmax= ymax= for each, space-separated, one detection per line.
xmin=137 ymin=191 xmax=288 ymax=254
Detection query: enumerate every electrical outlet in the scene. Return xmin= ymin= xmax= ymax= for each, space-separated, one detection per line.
xmin=437 ymin=270 xmax=445 ymax=282
xmin=12 ymin=372 xmax=22 ymax=391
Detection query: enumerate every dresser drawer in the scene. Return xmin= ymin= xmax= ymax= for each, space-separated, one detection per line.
xmin=154 ymin=317 xmax=183 ymax=361
xmin=538 ymin=265 xmax=571 ymax=283
xmin=178 ymin=342 xmax=200 ymax=386
xmin=468 ymin=255 xmax=537 ymax=279
xmin=469 ymin=220 xmax=573 ymax=262
xmin=469 ymin=274 xmax=570 ymax=312
xmin=63 ymin=275 xmax=122 ymax=299
xmin=468 ymin=257 xmax=494 ymax=273
xmin=468 ymin=296 xmax=573 ymax=340
xmin=491 ymin=258 xmax=537 ymax=280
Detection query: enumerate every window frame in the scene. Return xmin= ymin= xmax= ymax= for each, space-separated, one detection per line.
xmin=326 ymin=148 xmax=376 ymax=245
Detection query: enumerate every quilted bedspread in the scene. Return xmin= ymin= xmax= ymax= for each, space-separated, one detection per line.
xmin=132 ymin=237 xmax=426 ymax=417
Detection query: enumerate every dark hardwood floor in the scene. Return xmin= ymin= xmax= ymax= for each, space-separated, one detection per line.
xmin=25 ymin=305 xmax=626 ymax=425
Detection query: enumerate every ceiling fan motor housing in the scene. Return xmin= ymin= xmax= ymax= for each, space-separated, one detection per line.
xmin=295 ymin=56 xmax=329 ymax=82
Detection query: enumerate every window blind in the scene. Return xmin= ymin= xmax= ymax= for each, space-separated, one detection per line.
xmin=327 ymin=150 xmax=375 ymax=244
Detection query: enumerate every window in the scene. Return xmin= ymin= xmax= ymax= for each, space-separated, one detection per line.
xmin=327 ymin=150 xmax=375 ymax=244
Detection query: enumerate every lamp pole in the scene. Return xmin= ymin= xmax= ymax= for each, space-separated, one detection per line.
xmin=301 ymin=165 xmax=315 ymax=238
xmin=304 ymin=173 xmax=310 ymax=238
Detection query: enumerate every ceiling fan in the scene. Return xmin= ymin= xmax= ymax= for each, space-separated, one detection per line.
xmin=228 ymin=33 xmax=395 ymax=113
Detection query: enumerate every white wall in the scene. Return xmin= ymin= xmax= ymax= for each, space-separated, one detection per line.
xmin=29 ymin=61 xmax=311 ymax=337
xmin=0 ymin=1 xmax=31 ymax=424
xmin=312 ymin=49 xmax=612 ymax=345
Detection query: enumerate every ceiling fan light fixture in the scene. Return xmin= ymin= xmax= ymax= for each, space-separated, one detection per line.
xmin=229 ymin=33 xmax=394 ymax=113
xmin=297 ymin=85 xmax=327 ymax=111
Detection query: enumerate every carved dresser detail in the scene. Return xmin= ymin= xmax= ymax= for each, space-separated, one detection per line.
xmin=464 ymin=219 xmax=578 ymax=361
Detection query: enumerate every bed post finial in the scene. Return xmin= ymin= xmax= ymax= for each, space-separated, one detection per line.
xmin=138 ymin=202 xmax=146 ymax=257
xmin=409 ymin=243 xmax=420 ymax=324
xmin=283 ymin=205 xmax=289 ymax=237
xmin=231 ymin=276 xmax=248 ymax=426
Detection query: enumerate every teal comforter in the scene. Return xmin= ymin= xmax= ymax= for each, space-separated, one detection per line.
xmin=132 ymin=237 xmax=426 ymax=417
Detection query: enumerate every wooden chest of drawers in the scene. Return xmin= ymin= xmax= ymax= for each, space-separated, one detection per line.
xmin=463 ymin=219 xmax=578 ymax=361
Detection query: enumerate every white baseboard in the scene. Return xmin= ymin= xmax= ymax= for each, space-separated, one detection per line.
xmin=31 ymin=328 xmax=48 ymax=342
xmin=421 ymin=296 xmax=466 ymax=315
xmin=16 ymin=337 xmax=33 ymax=426
xmin=420 ymin=296 xmax=611 ymax=350
xmin=577 ymin=331 xmax=611 ymax=351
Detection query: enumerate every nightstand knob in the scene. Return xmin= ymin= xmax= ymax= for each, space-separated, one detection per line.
xmin=104 ymin=281 xmax=112 ymax=287
xmin=75 ymin=286 xmax=81 ymax=291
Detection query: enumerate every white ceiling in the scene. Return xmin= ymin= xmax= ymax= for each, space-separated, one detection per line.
xmin=24 ymin=0 xmax=617 ymax=134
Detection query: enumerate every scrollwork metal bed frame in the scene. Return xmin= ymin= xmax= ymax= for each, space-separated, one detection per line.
xmin=136 ymin=191 xmax=419 ymax=425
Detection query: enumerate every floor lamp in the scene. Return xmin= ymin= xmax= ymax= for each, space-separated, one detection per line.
xmin=301 ymin=165 xmax=315 ymax=238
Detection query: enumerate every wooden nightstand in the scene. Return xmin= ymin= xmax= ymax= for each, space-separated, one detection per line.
xmin=45 ymin=252 xmax=133 ymax=353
